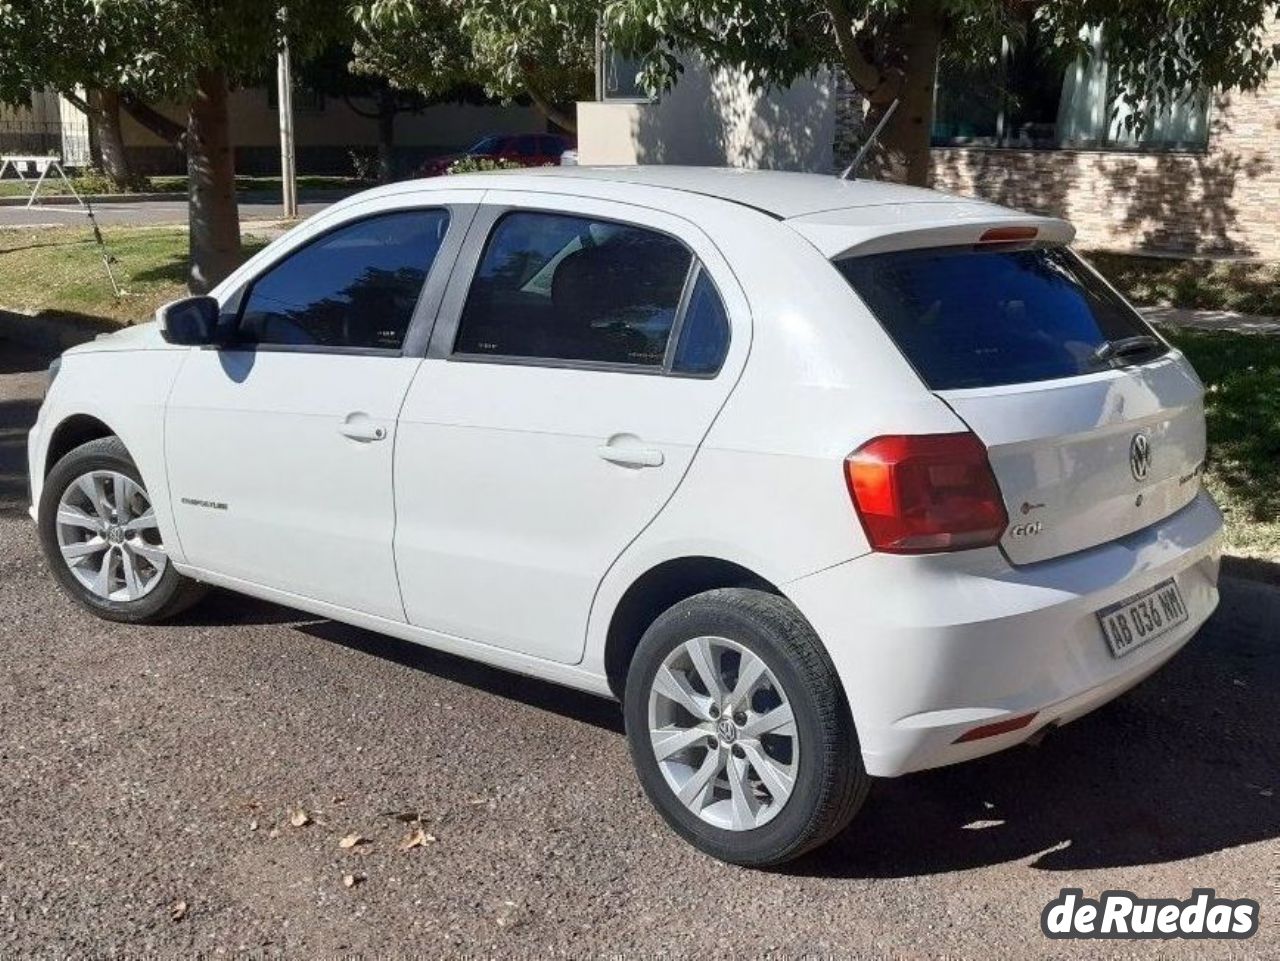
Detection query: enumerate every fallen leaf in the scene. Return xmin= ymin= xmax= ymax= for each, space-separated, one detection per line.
xmin=495 ymin=900 xmax=521 ymax=928
xmin=338 ymin=832 xmax=366 ymax=850
xmin=289 ymin=808 xmax=311 ymax=828
xmin=381 ymin=810 xmax=424 ymax=823
xmin=169 ymin=900 xmax=188 ymax=922
xmin=343 ymin=873 xmax=364 ymax=888
xmin=399 ymin=827 xmax=436 ymax=851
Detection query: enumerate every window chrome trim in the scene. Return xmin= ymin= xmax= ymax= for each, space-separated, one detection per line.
xmin=431 ymin=204 xmax=730 ymax=379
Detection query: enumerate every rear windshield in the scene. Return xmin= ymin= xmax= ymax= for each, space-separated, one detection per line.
xmin=835 ymin=245 xmax=1168 ymax=390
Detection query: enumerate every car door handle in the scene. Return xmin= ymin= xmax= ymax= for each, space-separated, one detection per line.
xmin=338 ymin=415 xmax=387 ymax=442
xmin=596 ymin=445 xmax=664 ymax=468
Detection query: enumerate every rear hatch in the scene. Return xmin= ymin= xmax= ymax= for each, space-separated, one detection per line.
xmin=833 ymin=240 xmax=1206 ymax=565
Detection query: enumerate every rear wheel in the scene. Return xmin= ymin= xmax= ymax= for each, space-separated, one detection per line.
xmin=624 ymin=588 xmax=869 ymax=867
xmin=38 ymin=437 xmax=206 ymax=623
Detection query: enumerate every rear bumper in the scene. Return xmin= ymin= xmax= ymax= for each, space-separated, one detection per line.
xmin=786 ymin=491 xmax=1223 ymax=777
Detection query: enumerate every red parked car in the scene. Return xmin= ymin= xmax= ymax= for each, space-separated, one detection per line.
xmin=418 ymin=134 xmax=575 ymax=177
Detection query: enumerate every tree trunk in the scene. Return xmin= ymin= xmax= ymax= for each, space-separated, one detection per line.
xmin=186 ymin=68 xmax=241 ymax=294
xmin=376 ymin=88 xmax=396 ymax=184
xmin=91 ymin=90 xmax=135 ymax=191
xmin=519 ymin=65 xmax=577 ymax=134
xmin=120 ymin=94 xmax=186 ymax=149
xmin=881 ymin=7 xmax=941 ymax=186
xmin=846 ymin=0 xmax=942 ymax=186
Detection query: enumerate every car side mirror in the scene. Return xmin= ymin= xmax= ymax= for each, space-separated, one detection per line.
xmin=158 ymin=295 xmax=221 ymax=346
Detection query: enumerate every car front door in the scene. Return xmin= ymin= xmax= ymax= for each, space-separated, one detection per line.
xmin=165 ymin=201 xmax=469 ymax=620
xmin=393 ymin=195 xmax=746 ymax=663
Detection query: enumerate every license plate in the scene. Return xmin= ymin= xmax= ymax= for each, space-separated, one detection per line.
xmin=1096 ymin=578 xmax=1189 ymax=659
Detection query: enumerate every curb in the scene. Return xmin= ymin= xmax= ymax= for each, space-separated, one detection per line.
xmin=0 ymin=192 xmax=186 ymax=206
xmin=0 ymin=188 xmax=359 ymax=208
xmin=0 ymin=308 xmax=117 ymax=353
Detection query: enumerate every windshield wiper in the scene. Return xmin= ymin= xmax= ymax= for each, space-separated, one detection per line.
xmin=1093 ymin=335 xmax=1162 ymax=365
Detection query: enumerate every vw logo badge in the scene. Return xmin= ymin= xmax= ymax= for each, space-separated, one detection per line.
xmin=716 ymin=717 xmax=738 ymax=744
xmin=1129 ymin=433 xmax=1152 ymax=482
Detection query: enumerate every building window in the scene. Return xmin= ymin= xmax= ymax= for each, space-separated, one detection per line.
xmin=932 ymin=17 xmax=1209 ymax=152
xmin=597 ymin=32 xmax=654 ymax=103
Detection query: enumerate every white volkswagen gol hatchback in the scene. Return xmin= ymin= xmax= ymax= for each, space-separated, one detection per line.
xmin=28 ymin=168 xmax=1222 ymax=867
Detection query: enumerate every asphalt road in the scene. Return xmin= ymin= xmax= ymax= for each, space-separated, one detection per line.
xmin=1 ymin=340 xmax=1277 ymax=958
xmin=0 ymin=199 xmax=330 ymax=229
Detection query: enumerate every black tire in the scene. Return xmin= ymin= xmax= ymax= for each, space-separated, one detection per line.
xmin=624 ymin=587 xmax=869 ymax=867
xmin=38 ymin=436 xmax=207 ymax=623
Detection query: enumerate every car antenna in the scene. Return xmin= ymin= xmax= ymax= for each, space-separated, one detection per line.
xmin=840 ymin=98 xmax=900 ymax=180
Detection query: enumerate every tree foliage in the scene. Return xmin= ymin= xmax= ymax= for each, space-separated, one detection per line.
xmin=0 ymin=0 xmax=345 ymax=106
xmin=353 ymin=0 xmax=595 ymax=130
xmin=0 ymin=0 xmax=349 ymax=290
xmin=604 ymin=0 xmax=1280 ymax=183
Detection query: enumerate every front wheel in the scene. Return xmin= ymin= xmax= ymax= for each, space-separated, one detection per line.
xmin=38 ymin=436 xmax=207 ymax=623
xmin=624 ymin=588 xmax=869 ymax=867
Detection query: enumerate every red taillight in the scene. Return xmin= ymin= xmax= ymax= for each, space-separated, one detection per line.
xmin=844 ymin=433 xmax=1008 ymax=554
xmin=953 ymin=712 xmax=1038 ymax=743
xmin=977 ymin=225 xmax=1039 ymax=245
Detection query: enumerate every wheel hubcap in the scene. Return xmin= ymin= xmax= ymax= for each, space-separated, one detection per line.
xmin=647 ymin=636 xmax=799 ymax=831
xmin=54 ymin=470 xmax=167 ymax=602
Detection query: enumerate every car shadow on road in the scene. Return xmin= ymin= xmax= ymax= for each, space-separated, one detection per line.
xmin=295 ymin=616 xmax=626 ymax=735
xmin=788 ymin=584 xmax=1280 ymax=879
xmin=176 ymin=575 xmax=1278 ymax=876
xmin=0 ymin=397 xmax=42 ymax=516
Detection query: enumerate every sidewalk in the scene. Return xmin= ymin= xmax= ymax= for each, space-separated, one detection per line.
xmin=1140 ymin=306 xmax=1280 ymax=335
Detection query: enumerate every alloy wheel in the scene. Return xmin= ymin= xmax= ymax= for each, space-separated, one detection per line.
xmin=647 ymin=635 xmax=799 ymax=831
xmin=54 ymin=470 xmax=168 ymax=602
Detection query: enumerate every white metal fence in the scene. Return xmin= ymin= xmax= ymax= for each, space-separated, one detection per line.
xmin=0 ymin=120 xmax=91 ymax=168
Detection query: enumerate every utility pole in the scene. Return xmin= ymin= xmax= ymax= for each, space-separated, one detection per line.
xmin=276 ymin=7 xmax=298 ymax=219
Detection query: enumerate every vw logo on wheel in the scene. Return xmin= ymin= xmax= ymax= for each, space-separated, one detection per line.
xmin=716 ymin=717 xmax=738 ymax=744
xmin=1129 ymin=433 xmax=1152 ymax=482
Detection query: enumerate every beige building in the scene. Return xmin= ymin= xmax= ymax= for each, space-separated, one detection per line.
xmin=578 ymin=22 xmax=1280 ymax=259
xmin=119 ymin=87 xmax=546 ymax=176
xmin=1 ymin=86 xmax=545 ymax=178
xmin=0 ymin=89 xmax=91 ymax=165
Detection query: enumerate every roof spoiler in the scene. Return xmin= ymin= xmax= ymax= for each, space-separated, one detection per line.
xmin=790 ymin=209 xmax=1075 ymax=259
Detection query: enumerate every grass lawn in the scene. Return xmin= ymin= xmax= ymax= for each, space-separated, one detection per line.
xmin=0 ymin=226 xmax=270 ymax=325
xmin=1166 ymin=329 xmax=1280 ymax=561
xmin=1084 ymin=250 xmax=1280 ymax=317
xmin=0 ymin=174 xmax=368 ymax=199
xmin=1 ymin=226 xmax=1276 ymax=561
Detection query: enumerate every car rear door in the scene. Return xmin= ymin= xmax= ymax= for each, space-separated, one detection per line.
xmin=392 ymin=195 xmax=747 ymax=663
xmin=833 ymin=241 xmax=1206 ymax=565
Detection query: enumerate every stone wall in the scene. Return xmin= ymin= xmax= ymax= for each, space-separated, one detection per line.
xmin=836 ymin=25 xmax=1280 ymax=258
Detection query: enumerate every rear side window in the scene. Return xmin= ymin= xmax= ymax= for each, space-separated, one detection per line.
xmin=672 ymin=270 xmax=730 ymax=375
xmin=237 ymin=209 xmax=448 ymax=350
xmin=454 ymin=211 xmax=693 ymax=367
xmin=835 ymin=246 xmax=1167 ymax=390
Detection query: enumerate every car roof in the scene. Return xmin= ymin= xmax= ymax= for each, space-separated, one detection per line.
xmin=514 ymin=166 xmax=951 ymax=219
xmin=340 ymin=165 xmax=1073 ymax=258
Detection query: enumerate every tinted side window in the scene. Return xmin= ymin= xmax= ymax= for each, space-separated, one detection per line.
xmin=238 ymin=210 xmax=449 ymax=350
xmin=454 ymin=211 xmax=692 ymax=367
xmin=672 ymin=270 xmax=730 ymax=375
